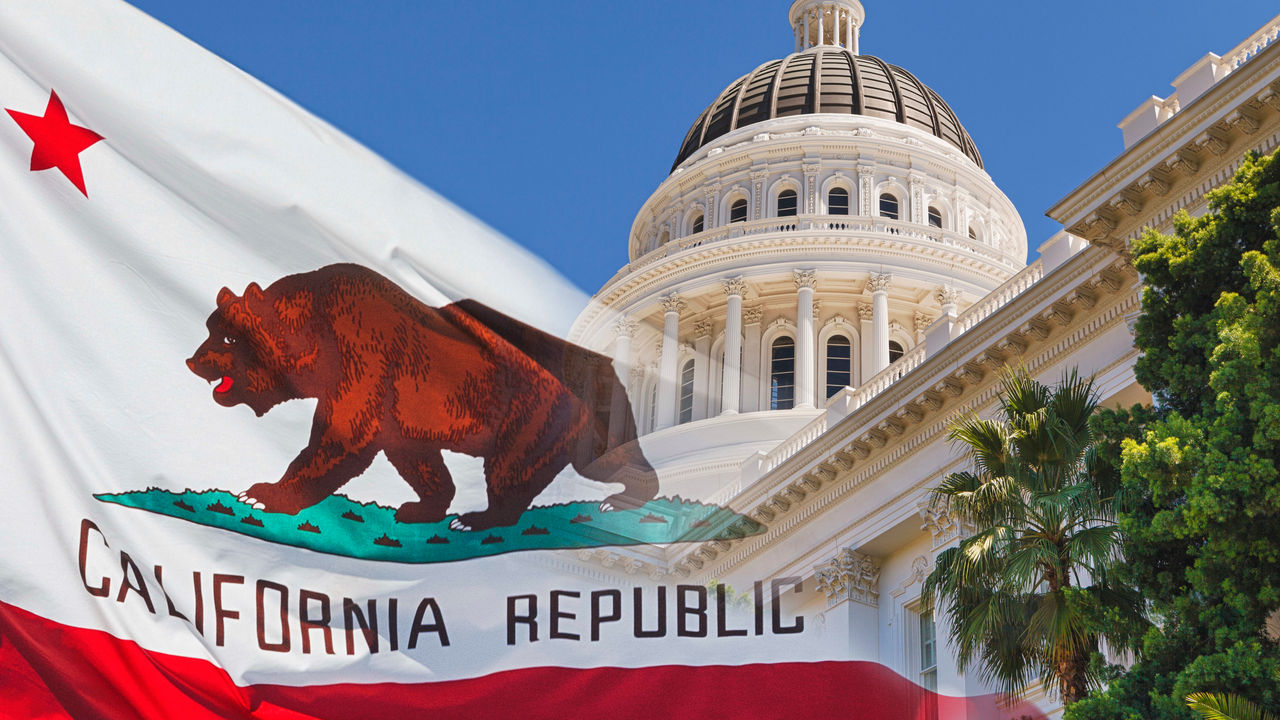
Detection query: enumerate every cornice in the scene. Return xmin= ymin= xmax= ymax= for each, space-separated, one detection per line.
xmin=1049 ymin=43 xmax=1280 ymax=251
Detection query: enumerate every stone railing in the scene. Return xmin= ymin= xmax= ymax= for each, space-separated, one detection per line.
xmin=746 ymin=258 xmax=1046 ymax=479
xmin=955 ymin=259 xmax=1044 ymax=334
xmin=610 ymin=214 xmax=1017 ymax=286
xmin=1223 ymin=13 xmax=1280 ymax=70
xmin=761 ymin=412 xmax=829 ymax=474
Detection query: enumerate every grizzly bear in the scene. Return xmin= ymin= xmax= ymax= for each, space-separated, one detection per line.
xmin=186 ymin=264 xmax=655 ymax=531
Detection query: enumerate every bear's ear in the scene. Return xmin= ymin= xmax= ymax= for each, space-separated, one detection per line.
xmin=216 ymin=287 xmax=236 ymax=306
xmin=245 ymin=282 xmax=265 ymax=302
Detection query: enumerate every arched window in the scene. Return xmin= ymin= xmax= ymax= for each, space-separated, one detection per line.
xmin=879 ymin=193 xmax=899 ymax=220
xmin=777 ymin=189 xmax=798 ymax=217
xmin=825 ymin=335 xmax=852 ymax=399
xmin=730 ymin=198 xmax=748 ymax=223
xmin=769 ymin=337 xmax=796 ymax=410
xmin=927 ymin=207 xmax=942 ymax=228
xmin=888 ymin=340 xmax=904 ymax=364
xmin=968 ymin=225 xmax=978 ymax=240
xmin=678 ymin=359 xmax=696 ymax=424
xmin=828 ymin=187 xmax=850 ymax=215
xmin=691 ymin=214 xmax=704 ymax=234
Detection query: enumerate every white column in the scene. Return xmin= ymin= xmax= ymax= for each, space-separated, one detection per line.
xmin=607 ymin=317 xmax=638 ymax=447
xmin=794 ymin=270 xmax=817 ymax=408
xmin=655 ymin=294 xmax=684 ymax=430
xmin=721 ymin=278 xmax=747 ymax=415
xmin=857 ymin=302 xmax=873 ymax=384
xmin=692 ymin=319 xmax=713 ymax=421
xmin=845 ymin=11 xmax=852 ymax=51
xmin=802 ymin=11 xmax=810 ymax=50
xmin=857 ymin=166 xmax=875 ymax=216
xmin=869 ymin=273 xmax=891 ymax=374
xmin=816 ymin=6 xmax=825 ymax=46
xmin=741 ymin=307 xmax=764 ymax=412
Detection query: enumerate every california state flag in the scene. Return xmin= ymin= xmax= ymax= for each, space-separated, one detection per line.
xmin=0 ymin=2 xmax=1048 ymax=718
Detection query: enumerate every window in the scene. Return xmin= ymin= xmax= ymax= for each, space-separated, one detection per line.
xmin=730 ymin=198 xmax=748 ymax=223
xmin=777 ymin=189 xmax=798 ymax=217
xmin=919 ymin=609 xmax=938 ymax=692
xmin=927 ymin=207 xmax=942 ymax=228
xmin=691 ymin=214 xmax=704 ymax=234
xmin=769 ymin=337 xmax=796 ymax=410
xmin=968 ymin=225 xmax=978 ymax=240
xmin=678 ymin=360 xmax=695 ymax=424
xmin=828 ymin=187 xmax=849 ymax=215
xmin=879 ymin=193 xmax=899 ymax=220
xmin=825 ymin=335 xmax=852 ymax=399
xmin=888 ymin=340 xmax=904 ymax=364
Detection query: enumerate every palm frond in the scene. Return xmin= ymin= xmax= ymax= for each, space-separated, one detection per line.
xmin=1186 ymin=692 xmax=1275 ymax=720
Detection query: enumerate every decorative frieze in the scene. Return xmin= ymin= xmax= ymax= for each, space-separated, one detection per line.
xmin=813 ymin=548 xmax=881 ymax=607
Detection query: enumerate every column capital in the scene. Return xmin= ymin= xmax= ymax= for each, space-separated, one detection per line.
xmin=793 ymin=269 xmax=817 ymax=290
xmin=743 ymin=306 xmax=764 ymax=324
xmin=723 ymin=276 xmax=749 ymax=297
xmin=857 ymin=302 xmax=873 ymax=321
xmin=813 ymin=548 xmax=881 ymax=608
xmin=917 ymin=497 xmax=973 ymax=549
xmin=661 ymin=293 xmax=686 ymax=314
xmin=935 ymin=285 xmax=961 ymax=306
xmin=693 ymin=318 xmax=714 ymax=338
xmin=613 ymin=316 xmax=639 ymax=338
xmin=867 ymin=272 xmax=892 ymax=293
xmin=802 ymin=162 xmax=821 ymax=176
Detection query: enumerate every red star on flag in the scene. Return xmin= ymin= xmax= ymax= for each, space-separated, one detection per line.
xmin=6 ymin=89 xmax=103 ymax=196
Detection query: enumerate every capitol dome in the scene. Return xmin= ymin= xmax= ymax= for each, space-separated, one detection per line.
xmin=672 ymin=49 xmax=983 ymax=172
xmin=571 ymin=0 xmax=1028 ymax=500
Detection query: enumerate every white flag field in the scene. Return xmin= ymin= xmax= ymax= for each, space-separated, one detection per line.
xmin=0 ymin=2 xmax=1046 ymax=718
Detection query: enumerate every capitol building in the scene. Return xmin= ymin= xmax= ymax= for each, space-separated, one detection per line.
xmin=568 ymin=1 xmax=1280 ymax=714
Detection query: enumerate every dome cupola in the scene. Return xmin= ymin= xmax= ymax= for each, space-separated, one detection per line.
xmin=672 ymin=0 xmax=981 ymax=172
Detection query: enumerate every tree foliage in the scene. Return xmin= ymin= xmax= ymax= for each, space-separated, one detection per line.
xmin=923 ymin=369 xmax=1144 ymax=704
xmin=1066 ymin=150 xmax=1280 ymax=719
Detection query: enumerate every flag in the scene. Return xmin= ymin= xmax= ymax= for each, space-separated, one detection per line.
xmin=0 ymin=1 xmax=1049 ymax=718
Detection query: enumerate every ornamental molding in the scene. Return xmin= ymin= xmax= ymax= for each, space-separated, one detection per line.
xmin=857 ymin=303 xmax=873 ymax=321
xmin=867 ymin=272 xmax=892 ymax=293
xmin=935 ymin=285 xmax=961 ymax=306
xmin=575 ymin=232 xmax=1021 ymax=342
xmin=793 ymin=268 xmax=817 ymax=290
xmin=661 ymin=293 xmax=686 ymax=314
xmin=742 ymin=306 xmax=764 ymax=324
xmin=825 ymin=313 xmax=850 ymax=328
xmin=693 ymin=319 xmax=714 ymax=338
xmin=813 ymin=548 xmax=881 ymax=608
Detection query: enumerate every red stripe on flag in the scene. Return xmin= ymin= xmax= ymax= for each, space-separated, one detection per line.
xmin=0 ymin=600 xmax=1045 ymax=719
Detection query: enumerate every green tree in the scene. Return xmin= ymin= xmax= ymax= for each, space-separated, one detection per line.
xmin=1066 ymin=150 xmax=1280 ymax=720
xmin=923 ymin=368 xmax=1144 ymax=705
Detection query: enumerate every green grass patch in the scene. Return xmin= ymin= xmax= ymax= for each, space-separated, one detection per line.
xmin=94 ymin=489 xmax=763 ymax=564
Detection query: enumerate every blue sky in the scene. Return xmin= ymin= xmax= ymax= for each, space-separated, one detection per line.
xmin=127 ymin=0 xmax=1279 ymax=293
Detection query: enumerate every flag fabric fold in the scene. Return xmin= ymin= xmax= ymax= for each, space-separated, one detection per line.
xmin=0 ymin=1 xmax=1047 ymax=718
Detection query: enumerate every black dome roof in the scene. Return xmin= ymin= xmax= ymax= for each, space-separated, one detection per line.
xmin=672 ymin=48 xmax=982 ymax=172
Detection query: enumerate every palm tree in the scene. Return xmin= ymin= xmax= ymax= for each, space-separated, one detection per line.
xmin=922 ymin=368 xmax=1144 ymax=705
xmin=1185 ymin=668 xmax=1280 ymax=720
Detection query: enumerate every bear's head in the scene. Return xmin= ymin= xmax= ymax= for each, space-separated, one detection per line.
xmin=186 ymin=282 xmax=314 ymax=417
